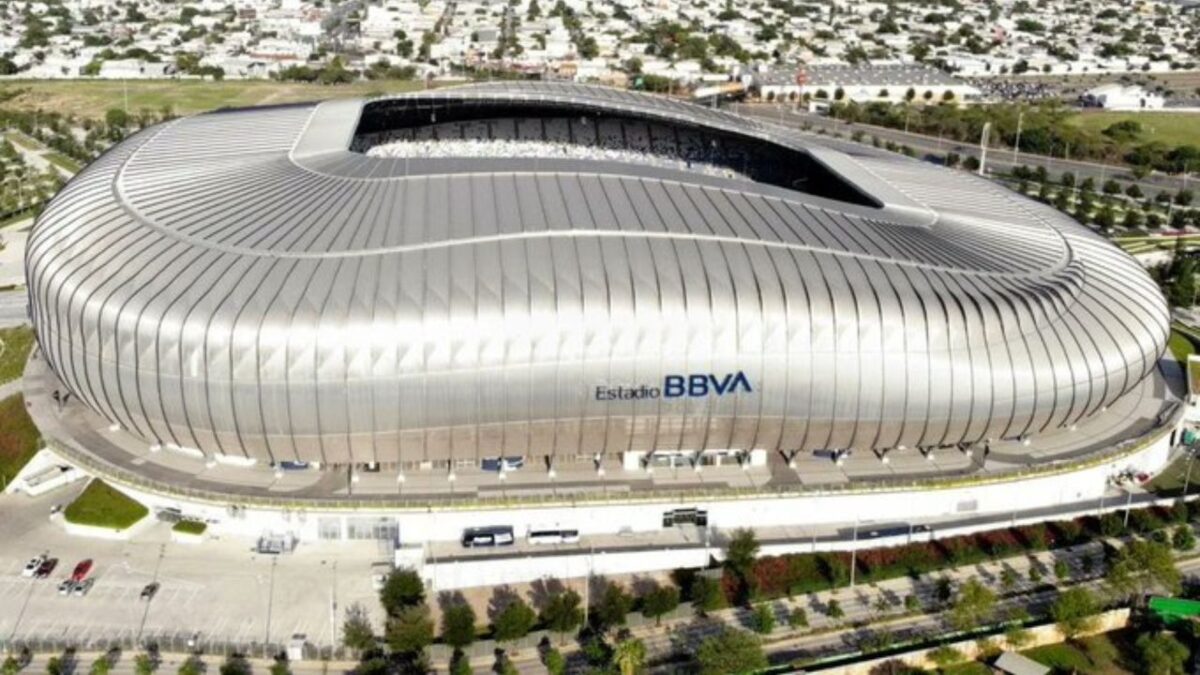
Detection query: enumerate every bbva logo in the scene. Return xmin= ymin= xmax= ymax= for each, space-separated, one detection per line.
xmin=664 ymin=371 xmax=753 ymax=398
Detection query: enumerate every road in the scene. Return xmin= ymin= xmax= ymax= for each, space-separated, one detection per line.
xmin=737 ymin=104 xmax=1195 ymax=198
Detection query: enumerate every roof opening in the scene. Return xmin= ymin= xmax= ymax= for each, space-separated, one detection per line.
xmin=353 ymin=97 xmax=878 ymax=207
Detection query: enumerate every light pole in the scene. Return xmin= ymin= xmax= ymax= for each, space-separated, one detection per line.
xmin=1184 ymin=447 xmax=1197 ymax=496
xmin=1123 ymin=489 xmax=1134 ymax=528
xmin=978 ymin=122 xmax=991 ymax=176
xmin=1011 ymin=108 xmax=1024 ymax=164
xmin=849 ymin=517 xmax=860 ymax=588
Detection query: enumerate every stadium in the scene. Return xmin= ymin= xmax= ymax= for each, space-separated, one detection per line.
xmin=19 ymin=83 xmax=1183 ymax=571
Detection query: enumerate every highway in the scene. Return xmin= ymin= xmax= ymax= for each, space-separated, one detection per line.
xmin=737 ymin=104 xmax=1195 ymax=197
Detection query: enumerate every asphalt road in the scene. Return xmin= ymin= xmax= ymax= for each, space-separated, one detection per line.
xmin=737 ymin=104 xmax=1195 ymax=198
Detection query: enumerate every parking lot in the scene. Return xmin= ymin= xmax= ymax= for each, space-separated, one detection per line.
xmin=0 ymin=487 xmax=387 ymax=649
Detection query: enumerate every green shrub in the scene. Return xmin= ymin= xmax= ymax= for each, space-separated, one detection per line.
xmin=172 ymin=520 xmax=207 ymax=535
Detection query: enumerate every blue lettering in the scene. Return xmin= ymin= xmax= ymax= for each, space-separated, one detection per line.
xmin=664 ymin=375 xmax=686 ymax=397
xmin=711 ymin=373 xmax=733 ymax=395
xmin=662 ymin=372 xmax=753 ymax=397
xmin=730 ymin=371 xmax=753 ymax=393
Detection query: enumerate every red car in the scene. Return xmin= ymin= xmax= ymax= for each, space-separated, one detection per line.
xmin=70 ymin=559 xmax=93 ymax=582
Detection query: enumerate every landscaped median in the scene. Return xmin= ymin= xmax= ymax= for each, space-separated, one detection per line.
xmin=171 ymin=519 xmax=208 ymax=543
xmin=62 ymin=479 xmax=149 ymax=538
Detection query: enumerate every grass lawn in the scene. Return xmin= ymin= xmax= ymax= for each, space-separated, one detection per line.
xmin=0 ymin=393 xmax=40 ymax=488
xmin=1147 ymin=446 xmax=1200 ymax=496
xmin=1169 ymin=329 xmax=1197 ymax=363
xmin=3 ymin=130 xmax=37 ymax=151
xmin=0 ymin=325 xmax=34 ymax=386
xmin=172 ymin=519 xmax=207 ymax=535
xmin=939 ymin=662 xmax=992 ymax=674
xmin=43 ymin=151 xmax=81 ymax=174
xmin=1067 ymin=111 xmax=1200 ymax=148
xmin=63 ymin=479 xmax=149 ymax=530
xmin=0 ymin=79 xmax=433 ymax=120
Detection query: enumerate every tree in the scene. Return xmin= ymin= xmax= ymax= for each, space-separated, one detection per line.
xmin=1173 ymin=525 xmax=1196 ymax=551
xmin=1177 ymin=189 xmax=1195 ymax=206
xmin=134 ymin=654 xmax=157 ymax=675
xmin=1052 ymin=586 xmax=1100 ymax=639
xmin=641 ymin=584 xmax=681 ymax=626
xmin=725 ymin=529 xmax=760 ymax=601
xmin=1105 ymin=540 xmax=1182 ymax=601
xmin=91 ymin=656 xmax=112 ymax=675
xmin=543 ymin=648 xmax=566 ymax=675
xmin=1054 ymin=559 xmax=1071 ymax=580
xmin=594 ymin=581 xmax=634 ymax=630
xmin=690 ymin=576 xmax=726 ymax=615
xmin=449 ymin=652 xmax=472 ymax=675
xmin=826 ymin=598 xmax=844 ymax=620
xmin=342 ymin=603 xmax=376 ymax=653
xmin=752 ymin=603 xmax=775 ymax=634
xmin=177 ymin=658 xmax=204 ymax=675
xmin=380 ymin=569 xmax=425 ymax=617
xmin=695 ymin=629 xmax=767 ymax=675
xmin=46 ymin=658 xmax=62 ymax=675
xmin=1137 ymin=632 xmax=1189 ymax=675
xmin=541 ymin=589 xmax=584 ymax=643
xmin=612 ymin=638 xmax=647 ymax=675
xmin=386 ymin=604 xmax=434 ymax=655
xmin=789 ymin=606 xmax=808 ymax=628
xmin=1 ymin=657 xmax=18 ymax=675
xmin=492 ymin=597 xmax=537 ymax=644
xmin=949 ymin=578 xmax=997 ymax=631
xmin=219 ymin=656 xmax=252 ymax=675
xmin=442 ymin=601 xmax=477 ymax=650
xmin=268 ymin=658 xmax=291 ymax=675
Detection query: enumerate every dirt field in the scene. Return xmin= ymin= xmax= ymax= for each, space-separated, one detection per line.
xmin=0 ymin=79 xmax=435 ymax=119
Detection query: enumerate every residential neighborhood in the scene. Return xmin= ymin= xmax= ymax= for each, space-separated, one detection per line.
xmin=0 ymin=0 xmax=1197 ymax=95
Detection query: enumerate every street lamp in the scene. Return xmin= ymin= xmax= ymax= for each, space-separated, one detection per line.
xmin=1184 ymin=446 xmax=1197 ymax=496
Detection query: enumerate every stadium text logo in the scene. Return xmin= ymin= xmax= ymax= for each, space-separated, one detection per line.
xmin=594 ymin=372 xmax=753 ymax=401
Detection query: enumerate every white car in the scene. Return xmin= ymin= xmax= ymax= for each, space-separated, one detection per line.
xmin=57 ymin=579 xmax=73 ymax=595
xmin=21 ymin=556 xmax=45 ymax=578
xmin=72 ymin=579 xmax=94 ymax=597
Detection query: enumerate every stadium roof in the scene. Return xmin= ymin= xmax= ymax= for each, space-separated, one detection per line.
xmin=27 ymin=82 xmax=1168 ymax=463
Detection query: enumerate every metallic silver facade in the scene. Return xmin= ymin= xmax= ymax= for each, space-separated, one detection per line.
xmin=26 ymin=83 xmax=1169 ymax=465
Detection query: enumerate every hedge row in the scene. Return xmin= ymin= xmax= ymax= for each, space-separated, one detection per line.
xmin=731 ymin=502 xmax=1194 ymax=602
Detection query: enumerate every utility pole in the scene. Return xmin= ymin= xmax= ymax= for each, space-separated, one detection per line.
xmin=978 ymin=122 xmax=991 ymax=176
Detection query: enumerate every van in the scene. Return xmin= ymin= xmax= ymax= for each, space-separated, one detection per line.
xmin=461 ymin=526 xmax=515 ymax=548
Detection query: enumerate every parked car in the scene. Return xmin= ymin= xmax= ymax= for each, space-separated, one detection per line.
xmin=57 ymin=579 xmax=73 ymax=595
xmin=140 ymin=582 xmax=159 ymax=601
xmin=70 ymin=559 xmax=93 ymax=582
xmin=21 ymin=555 xmax=46 ymax=578
xmin=34 ymin=559 xmax=58 ymax=579
xmin=72 ymin=579 xmax=94 ymax=597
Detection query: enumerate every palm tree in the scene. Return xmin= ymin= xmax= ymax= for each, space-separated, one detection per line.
xmin=612 ymin=638 xmax=647 ymax=675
